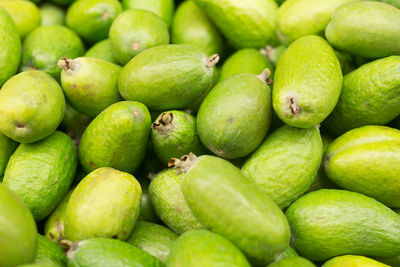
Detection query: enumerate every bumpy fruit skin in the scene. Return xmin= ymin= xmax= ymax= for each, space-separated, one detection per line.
xmin=3 ymin=131 xmax=77 ymax=220
xmin=0 ymin=71 xmax=66 ymax=143
xmin=66 ymin=0 xmax=122 ymax=43
xmin=59 ymin=57 xmax=122 ymax=118
xmin=168 ymin=230 xmax=251 ymax=267
xmin=122 ymin=0 xmax=174 ymax=27
xmin=276 ymin=0 xmax=354 ymax=43
xmin=326 ymin=1 xmax=400 ymax=58
xmin=0 ymin=132 xmax=17 ymax=177
xmin=85 ymin=39 xmax=119 ymax=64
xmin=286 ymin=189 xmax=400 ymax=261
xmin=273 ymin=35 xmax=342 ymax=128
xmin=20 ymin=25 xmax=85 ymax=80
xmin=322 ymin=255 xmax=389 ymax=267
xmin=181 ymin=155 xmax=291 ymax=265
xmin=39 ymin=3 xmax=65 ymax=26
xmin=325 ymin=56 xmax=400 ymax=134
xmin=193 ymin=0 xmax=278 ymax=48
xmin=118 ymin=44 xmax=215 ymax=111
xmin=64 ymin=167 xmax=142 ymax=241
xmin=242 ymin=125 xmax=323 ymax=209
xmin=267 ymin=257 xmax=316 ymax=267
xmin=324 ymin=125 xmax=400 ymax=208
xmin=0 ymin=6 xmax=21 ymax=87
xmin=219 ymin=49 xmax=274 ymax=81
xmin=79 ymin=101 xmax=151 ymax=173
xmin=126 ymin=221 xmax=177 ymax=263
xmin=35 ymin=235 xmax=67 ymax=267
xmin=172 ymin=0 xmax=225 ymax=57
xmin=66 ymin=238 xmax=164 ymax=267
xmin=149 ymin=168 xmax=203 ymax=234
xmin=0 ymin=184 xmax=37 ymax=267
xmin=151 ymin=110 xmax=205 ymax=164
xmin=109 ymin=9 xmax=169 ymax=65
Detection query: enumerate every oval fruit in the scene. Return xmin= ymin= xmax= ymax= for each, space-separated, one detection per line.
xmin=121 ymin=0 xmax=174 ymax=27
xmin=0 ymin=132 xmax=17 ymax=177
xmin=322 ymin=255 xmax=389 ymax=267
xmin=39 ymin=3 xmax=65 ymax=26
xmin=35 ymin=234 xmax=67 ymax=267
xmin=84 ymin=39 xmax=119 ymax=64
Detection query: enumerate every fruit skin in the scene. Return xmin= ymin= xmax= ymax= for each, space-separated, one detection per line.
xmin=0 ymin=6 xmax=21 ymax=87
xmin=122 ymin=0 xmax=174 ymax=27
xmin=64 ymin=167 xmax=142 ymax=241
xmin=126 ymin=221 xmax=177 ymax=263
xmin=0 ymin=132 xmax=17 ymax=178
xmin=242 ymin=125 xmax=323 ymax=209
xmin=193 ymin=0 xmax=278 ymax=49
xmin=66 ymin=0 xmax=122 ymax=43
xmin=267 ymin=257 xmax=316 ymax=267
xmin=273 ymin=35 xmax=342 ymax=128
xmin=276 ymin=0 xmax=355 ymax=43
xmin=59 ymin=57 xmax=122 ymax=118
xmin=324 ymin=125 xmax=400 ymax=208
xmin=197 ymin=72 xmax=272 ymax=159
xmin=39 ymin=3 xmax=65 ymax=26
xmin=180 ymin=155 xmax=291 ymax=265
xmin=35 ymin=235 xmax=67 ymax=267
xmin=263 ymin=45 xmax=287 ymax=68
xmin=137 ymin=178 xmax=159 ymax=223
xmin=0 ymin=184 xmax=37 ymax=267
xmin=118 ymin=44 xmax=216 ymax=111
xmin=109 ymin=9 xmax=169 ymax=65
xmin=0 ymin=70 xmax=66 ymax=144
xmin=85 ymin=39 xmax=119 ymax=64
xmin=168 ymin=230 xmax=251 ymax=267
xmin=325 ymin=56 xmax=400 ymax=135
xmin=79 ymin=101 xmax=151 ymax=173
xmin=286 ymin=189 xmax=400 ymax=261
xmin=151 ymin=110 xmax=205 ymax=164
xmin=325 ymin=1 xmax=400 ymax=58
xmin=322 ymin=255 xmax=389 ymax=267
xmin=59 ymin=105 xmax=92 ymax=147
xmin=0 ymin=0 xmax=41 ymax=38
xmin=219 ymin=49 xmax=274 ymax=81
xmin=65 ymin=238 xmax=164 ymax=267
xmin=172 ymin=0 xmax=225 ymax=57
xmin=149 ymin=168 xmax=203 ymax=234
xmin=274 ymin=247 xmax=298 ymax=262
xmin=20 ymin=25 xmax=85 ymax=80
xmin=376 ymin=0 xmax=400 ymax=8
xmin=3 ymin=131 xmax=77 ymax=220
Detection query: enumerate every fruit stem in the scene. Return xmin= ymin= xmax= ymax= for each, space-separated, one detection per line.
xmin=151 ymin=112 xmax=174 ymax=135
xmin=168 ymin=152 xmax=198 ymax=174
xmin=257 ymin=68 xmax=273 ymax=85
xmin=57 ymin=58 xmax=75 ymax=73
xmin=206 ymin=54 xmax=220 ymax=67
xmin=260 ymin=45 xmax=274 ymax=58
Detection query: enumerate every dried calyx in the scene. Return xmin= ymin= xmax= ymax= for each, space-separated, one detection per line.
xmin=257 ymin=68 xmax=273 ymax=85
xmin=206 ymin=54 xmax=220 ymax=68
xmin=59 ymin=239 xmax=80 ymax=255
xmin=168 ymin=152 xmax=198 ymax=174
xmin=288 ymin=96 xmax=301 ymax=116
xmin=260 ymin=45 xmax=274 ymax=58
xmin=57 ymin=58 xmax=75 ymax=73
xmin=151 ymin=112 xmax=174 ymax=134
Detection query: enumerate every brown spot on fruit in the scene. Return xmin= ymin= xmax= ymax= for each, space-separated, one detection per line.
xmin=132 ymin=42 xmax=140 ymax=50
xmin=16 ymin=124 xmax=25 ymax=129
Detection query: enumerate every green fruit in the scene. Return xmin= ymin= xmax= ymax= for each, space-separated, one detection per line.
xmin=149 ymin=168 xmax=203 ymax=234
xmin=109 ymin=9 xmax=169 ymax=65
xmin=137 ymin=180 xmax=159 ymax=223
xmin=0 ymin=184 xmax=37 ymax=267
xmin=273 ymin=35 xmax=342 ymax=128
xmin=168 ymin=230 xmax=251 ymax=267
xmin=59 ymin=105 xmax=92 ymax=146
xmin=174 ymin=154 xmax=290 ymax=265
xmin=64 ymin=167 xmax=142 ymax=241
xmin=322 ymin=255 xmax=389 ymax=267
xmin=35 ymin=235 xmax=67 ymax=267
xmin=242 ymin=125 xmax=323 ymax=209
xmin=193 ymin=0 xmax=278 ymax=49
xmin=0 ymin=6 xmax=21 ymax=87
xmin=151 ymin=110 xmax=205 ymax=164
xmin=65 ymin=238 xmax=164 ymax=267
xmin=172 ymin=0 xmax=224 ymax=57
xmin=0 ymin=70 xmax=66 ymax=143
xmin=0 ymin=132 xmax=17 ymax=178
xmin=197 ymin=72 xmax=272 ymax=159
xmin=126 ymin=221 xmax=177 ymax=263
xmin=122 ymin=0 xmax=174 ymax=27
xmin=261 ymin=45 xmax=287 ymax=68
xmin=66 ymin=0 xmax=122 ymax=43
xmin=118 ymin=44 xmax=217 ymax=111
xmin=58 ymin=57 xmax=122 ymax=118
xmin=286 ymin=189 xmax=400 ymax=261
xmin=79 ymin=101 xmax=151 ymax=173
xmin=18 ymin=264 xmax=56 ymax=267
xmin=267 ymin=257 xmax=316 ymax=267
xmin=276 ymin=0 xmax=354 ymax=43
xmin=44 ymin=190 xmax=72 ymax=243
xmin=325 ymin=56 xmax=400 ymax=135
xmin=326 ymin=1 xmax=400 ymax=58
xmin=334 ymin=50 xmax=354 ymax=75
xmin=39 ymin=3 xmax=65 ymax=26
xmin=20 ymin=25 xmax=85 ymax=80
xmin=84 ymin=39 xmax=119 ymax=64
xmin=0 ymin=0 xmax=41 ymax=38
xmin=324 ymin=125 xmax=400 ymax=207
xmin=219 ymin=49 xmax=274 ymax=81
xmin=3 ymin=131 xmax=77 ymax=220
xmin=274 ymin=247 xmax=298 ymax=262
xmin=376 ymin=0 xmax=400 ymax=8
